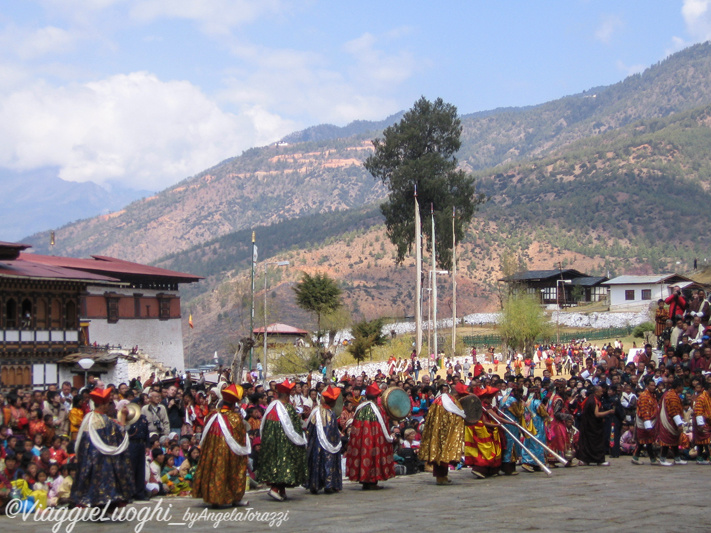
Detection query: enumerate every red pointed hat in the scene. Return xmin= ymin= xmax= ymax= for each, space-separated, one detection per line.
xmin=322 ymin=385 xmax=341 ymax=401
xmin=222 ymin=384 xmax=244 ymax=404
xmin=275 ymin=379 xmax=295 ymax=394
xmin=366 ymin=383 xmax=382 ymax=397
xmin=474 ymin=386 xmax=499 ymax=398
xmin=454 ymin=382 xmax=470 ymax=396
xmin=90 ymin=387 xmax=113 ymax=406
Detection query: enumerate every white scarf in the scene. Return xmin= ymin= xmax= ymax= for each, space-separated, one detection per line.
xmin=307 ymin=406 xmax=342 ymax=455
xmin=441 ymin=393 xmax=466 ymax=418
xmin=76 ymin=411 xmax=129 ymax=456
xmin=200 ymin=411 xmax=251 ymax=456
xmin=355 ymin=401 xmax=393 ymax=443
xmin=261 ymin=401 xmax=307 ymax=446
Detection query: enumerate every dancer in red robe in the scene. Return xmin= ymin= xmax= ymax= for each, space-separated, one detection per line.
xmin=345 ymin=383 xmax=395 ymax=490
xmin=464 ymin=386 xmax=506 ymax=478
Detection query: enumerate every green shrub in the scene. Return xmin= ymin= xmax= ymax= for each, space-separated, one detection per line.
xmin=632 ymin=322 xmax=654 ymax=338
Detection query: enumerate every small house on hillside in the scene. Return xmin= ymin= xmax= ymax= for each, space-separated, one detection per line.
xmin=602 ymin=273 xmax=705 ymax=310
xmin=253 ymin=323 xmax=310 ymax=346
xmin=499 ymin=269 xmax=608 ymax=307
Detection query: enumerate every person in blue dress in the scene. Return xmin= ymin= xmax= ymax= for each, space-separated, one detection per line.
xmin=70 ymin=387 xmax=133 ymax=508
xmin=521 ymin=386 xmax=547 ymax=472
xmin=305 ymin=385 xmax=343 ymax=494
xmin=500 ymin=383 xmax=524 ymax=475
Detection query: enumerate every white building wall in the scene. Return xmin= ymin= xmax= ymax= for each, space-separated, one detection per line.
xmin=608 ymin=284 xmax=668 ymax=310
xmin=85 ymin=285 xmax=186 ymax=372
xmin=88 ymin=318 xmax=185 ymax=372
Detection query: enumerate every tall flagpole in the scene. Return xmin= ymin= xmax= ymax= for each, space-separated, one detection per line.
xmin=451 ymin=206 xmax=457 ymax=358
xmin=432 ymin=203 xmax=440 ymax=368
xmin=415 ymin=187 xmax=422 ymax=360
xmin=249 ymin=231 xmax=256 ymax=372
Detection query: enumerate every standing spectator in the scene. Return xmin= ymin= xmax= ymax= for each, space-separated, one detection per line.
xmin=182 ymin=393 xmax=198 ymax=436
xmin=604 ymin=385 xmax=624 ymax=458
xmin=665 ymin=286 xmax=687 ymax=322
xmin=142 ymin=391 xmax=170 ymax=437
xmin=655 ymin=299 xmax=669 ymax=338
xmin=59 ymin=382 xmax=73 ymax=414
xmin=163 ymin=385 xmax=183 ymax=438
xmin=462 ymin=357 xmax=471 ymax=377
xmin=620 ymin=383 xmax=637 ymax=424
xmin=576 ymin=386 xmax=614 ymax=466
xmin=43 ymin=391 xmax=68 ymax=437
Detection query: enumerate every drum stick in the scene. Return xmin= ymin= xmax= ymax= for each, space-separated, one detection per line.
xmin=494 ymin=407 xmax=568 ymax=465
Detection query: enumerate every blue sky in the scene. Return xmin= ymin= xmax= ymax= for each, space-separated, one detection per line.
xmin=1 ymin=0 xmax=709 ymax=192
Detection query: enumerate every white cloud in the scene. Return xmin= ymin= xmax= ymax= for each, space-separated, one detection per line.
xmin=18 ymin=26 xmax=78 ymax=59
xmin=0 ymin=72 xmax=264 ymax=190
xmin=0 ymin=5 xmax=417 ymax=193
xmin=344 ymin=32 xmax=417 ymax=86
xmin=0 ymin=24 xmax=80 ymax=61
xmin=219 ymin=53 xmax=402 ymax=127
xmin=129 ymin=0 xmax=285 ymax=35
xmin=595 ymin=15 xmax=624 ymax=44
xmin=218 ymin=30 xmax=416 ymax=129
xmin=682 ymin=0 xmax=711 ymax=40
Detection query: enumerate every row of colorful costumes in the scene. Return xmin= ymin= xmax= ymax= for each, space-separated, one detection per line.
xmin=419 ymin=381 xmax=581 ymax=482
xmin=195 ymin=378 xmax=397 ymax=505
xmin=632 ymin=377 xmax=711 ymax=466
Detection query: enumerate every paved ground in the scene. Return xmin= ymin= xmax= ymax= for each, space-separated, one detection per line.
xmin=2 ymin=457 xmax=708 ymax=532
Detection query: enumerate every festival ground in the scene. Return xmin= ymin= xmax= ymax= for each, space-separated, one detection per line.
xmin=3 ymin=457 xmax=708 ymax=532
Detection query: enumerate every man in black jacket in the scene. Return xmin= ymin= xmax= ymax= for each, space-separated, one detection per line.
xmin=163 ymin=385 xmax=184 ymax=437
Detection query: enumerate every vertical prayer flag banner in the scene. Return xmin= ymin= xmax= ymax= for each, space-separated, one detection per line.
xmin=189 ymin=314 xmax=194 ymax=328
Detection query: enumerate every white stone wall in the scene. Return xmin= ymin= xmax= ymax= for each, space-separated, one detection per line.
xmin=57 ymin=352 xmax=171 ymax=389
xmin=88 ymin=318 xmax=185 ymax=372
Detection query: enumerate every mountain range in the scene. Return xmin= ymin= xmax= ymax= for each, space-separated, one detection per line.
xmin=19 ymin=41 xmax=711 ymax=363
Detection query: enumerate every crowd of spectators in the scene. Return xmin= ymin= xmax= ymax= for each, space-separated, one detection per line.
xmin=1 ymin=288 xmax=710 ymax=510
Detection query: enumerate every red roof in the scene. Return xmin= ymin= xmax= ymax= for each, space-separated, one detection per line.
xmin=0 ymin=258 xmax=121 ymax=283
xmin=0 ymin=242 xmax=32 ymax=261
xmin=253 ymin=323 xmax=309 ymax=336
xmin=19 ymin=253 xmax=202 ymax=283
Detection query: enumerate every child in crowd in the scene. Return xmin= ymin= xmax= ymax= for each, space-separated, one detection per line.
xmin=31 ymin=433 xmax=44 ymax=457
xmin=49 ymin=437 xmax=67 ymax=466
xmin=161 ymin=454 xmax=190 ymax=496
xmin=47 ymin=464 xmax=64 ymax=507
xmin=619 ymin=423 xmax=636 ymax=455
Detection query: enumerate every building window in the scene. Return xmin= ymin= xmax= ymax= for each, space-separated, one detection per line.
xmin=21 ymin=299 xmax=32 ymax=328
xmin=66 ymin=301 xmax=77 ymax=328
xmin=106 ymin=297 xmax=119 ymax=323
xmin=542 ymin=287 xmax=557 ymax=301
xmin=50 ymin=299 xmax=62 ymax=328
xmin=36 ymin=299 xmax=48 ymax=329
xmin=134 ymin=295 xmax=141 ymax=318
xmin=641 ymin=289 xmax=652 ymax=301
xmin=591 ymin=286 xmax=607 ymax=302
xmin=158 ymin=297 xmax=171 ymax=320
xmin=6 ymin=298 xmax=17 ymax=328
xmin=625 ymin=290 xmax=635 ymax=301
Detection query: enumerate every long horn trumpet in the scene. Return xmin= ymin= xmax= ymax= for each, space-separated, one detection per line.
xmin=496 ymin=421 xmax=552 ymax=476
xmin=494 ymin=406 xmax=568 ymax=465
